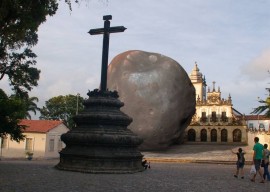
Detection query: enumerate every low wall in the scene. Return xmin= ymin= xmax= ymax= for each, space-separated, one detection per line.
xmin=247 ymin=131 xmax=270 ymax=148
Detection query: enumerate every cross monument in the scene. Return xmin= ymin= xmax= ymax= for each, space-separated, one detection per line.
xmin=56 ymin=15 xmax=143 ymax=173
xmin=88 ymin=15 xmax=126 ymax=92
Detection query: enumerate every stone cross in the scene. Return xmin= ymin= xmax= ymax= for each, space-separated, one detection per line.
xmin=88 ymin=15 xmax=126 ymax=92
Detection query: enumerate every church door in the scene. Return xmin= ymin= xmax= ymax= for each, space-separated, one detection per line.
xmin=221 ymin=129 xmax=227 ymax=142
xmin=233 ymin=129 xmax=242 ymax=142
xmin=188 ymin=129 xmax=196 ymax=141
xmin=201 ymin=129 xmax=207 ymax=142
xmin=211 ymin=129 xmax=217 ymax=142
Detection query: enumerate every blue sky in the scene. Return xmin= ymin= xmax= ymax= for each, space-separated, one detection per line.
xmin=1 ymin=0 xmax=270 ymax=118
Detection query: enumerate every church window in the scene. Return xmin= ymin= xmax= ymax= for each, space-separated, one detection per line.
xmin=221 ymin=129 xmax=227 ymax=142
xmin=201 ymin=129 xmax=207 ymax=142
xmin=200 ymin=112 xmax=207 ymax=122
xmin=187 ymin=129 xmax=196 ymax=141
xmin=211 ymin=112 xmax=217 ymax=122
xmin=25 ymin=138 xmax=33 ymax=151
xmin=249 ymin=123 xmax=253 ymax=129
xmin=259 ymin=123 xmax=265 ymax=129
xmin=233 ymin=129 xmax=241 ymax=142
xmin=211 ymin=129 xmax=217 ymax=142
xmin=221 ymin=112 xmax=228 ymax=122
xmin=49 ymin=139 xmax=55 ymax=152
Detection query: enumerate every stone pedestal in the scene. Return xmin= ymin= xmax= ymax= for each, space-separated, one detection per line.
xmin=56 ymin=89 xmax=144 ymax=173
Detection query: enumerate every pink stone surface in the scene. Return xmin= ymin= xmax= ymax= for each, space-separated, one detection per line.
xmin=108 ymin=50 xmax=195 ymax=150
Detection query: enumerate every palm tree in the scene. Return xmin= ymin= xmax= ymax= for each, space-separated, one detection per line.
xmin=24 ymin=97 xmax=40 ymax=119
xmin=251 ymin=97 xmax=270 ymax=117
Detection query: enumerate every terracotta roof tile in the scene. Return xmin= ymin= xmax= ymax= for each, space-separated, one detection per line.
xmin=19 ymin=119 xmax=63 ymax=133
xmin=244 ymin=115 xmax=270 ymax=120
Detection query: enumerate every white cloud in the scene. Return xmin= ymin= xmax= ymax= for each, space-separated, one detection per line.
xmin=242 ymin=49 xmax=270 ymax=81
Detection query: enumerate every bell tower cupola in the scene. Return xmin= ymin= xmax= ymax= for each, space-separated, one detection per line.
xmin=190 ymin=62 xmax=207 ymax=101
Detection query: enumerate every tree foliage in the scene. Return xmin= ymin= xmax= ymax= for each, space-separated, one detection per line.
xmin=0 ymin=0 xmax=58 ymax=141
xmin=251 ymin=97 xmax=270 ymax=117
xmin=0 ymin=0 xmax=90 ymax=140
xmin=0 ymin=89 xmax=40 ymax=141
xmin=24 ymin=96 xmax=40 ymax=119
xmin=40 ymin=94 xmax=84 ymax=129
xmin=251 ymin=71 xmax=270 ymax=117
xmin=0 ymin=89 xmax=27 ymax=141
xmin=0 ymin=0 xmax=58 ymax=97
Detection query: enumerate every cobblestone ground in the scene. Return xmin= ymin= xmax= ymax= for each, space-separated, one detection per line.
xmin=0 ymin=159 xmax=269 ymax=192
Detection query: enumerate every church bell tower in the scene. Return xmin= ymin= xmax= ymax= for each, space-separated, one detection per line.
xmin=189 ymin=62 xmax=207 ymax=102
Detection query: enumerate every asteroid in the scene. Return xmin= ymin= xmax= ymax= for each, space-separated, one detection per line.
xmin=107 ymin=50 xmax=196 ymax=150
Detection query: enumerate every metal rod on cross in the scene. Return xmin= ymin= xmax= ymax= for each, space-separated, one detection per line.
xmin=88 ymin=15 xmax=126 ymax=92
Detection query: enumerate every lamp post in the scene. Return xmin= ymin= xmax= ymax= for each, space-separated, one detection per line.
xmin=76 ymin=93 xmax=80 ymax=115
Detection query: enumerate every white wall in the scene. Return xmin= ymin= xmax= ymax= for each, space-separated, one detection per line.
xmin=44 ymin=124 xmax=68 ymax=158
xmin=246 ymin=119 xmax=269 ymax=131
xmin=0 ymin=124 xmax=69 ymax=159
xmin=247 ymin=131 xmax=270 ymax=148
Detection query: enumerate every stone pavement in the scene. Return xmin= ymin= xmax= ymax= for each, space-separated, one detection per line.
xmin=0 ymin=144 xmax=269 ymax=192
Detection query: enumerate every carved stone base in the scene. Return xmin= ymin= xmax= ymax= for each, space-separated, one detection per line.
xmin=56 ymin=90 xmax=144 ymax=173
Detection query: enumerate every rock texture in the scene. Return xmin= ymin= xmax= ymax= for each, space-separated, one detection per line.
xmin=107 ymin=50 xmax=196 ymax=150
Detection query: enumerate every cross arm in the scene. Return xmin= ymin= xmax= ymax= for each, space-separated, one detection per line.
xmin=88 ymin=26 xmax=126 ymax=35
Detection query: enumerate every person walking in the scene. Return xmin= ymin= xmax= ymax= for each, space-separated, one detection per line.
xmin=250 ymin=137 xmax=265 ymax=183
xmin=232 ymin=148 xmax=245 ymax=179
xmin=262 ymin=144 xmax=270 ymax=181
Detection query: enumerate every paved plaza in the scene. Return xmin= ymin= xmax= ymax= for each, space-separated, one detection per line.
xmin=0 ymin=145 xmax=269 ymax=192
xmin=143 ymin=144 xmax=254 ymax=163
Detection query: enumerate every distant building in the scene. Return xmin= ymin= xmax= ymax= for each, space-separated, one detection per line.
xmin=0 ymin=120 xmax=69 ymax=159
xmin=245 ymin=115 xmax=270 ymax=131
xmin=185 ymin=63 xmax=247 ymax=144
xmin=244 ymin=115 xmax=270 ymax=146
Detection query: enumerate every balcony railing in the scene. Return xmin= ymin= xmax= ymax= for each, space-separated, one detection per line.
xmin=200 ymin=117 xmax=208 ymax=123
xmin=210 ymin=117 xmax=217 ymax=122
xmin=221 ymin=117 xmax=228 ymax=122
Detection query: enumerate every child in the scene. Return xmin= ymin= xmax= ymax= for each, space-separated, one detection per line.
xmin=142 ymin=159 xmax=151 ymax=169
xmin=262 ymin=144 xmax=270 ymax=181
xmin=232 ymin=148 xmax=245 ymax=179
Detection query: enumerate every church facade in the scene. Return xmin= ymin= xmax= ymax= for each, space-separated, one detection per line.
xmin=185 ymin=63 xmax=247 ymax=144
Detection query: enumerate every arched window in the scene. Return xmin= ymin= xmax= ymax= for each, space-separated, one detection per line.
xmin=221 ymin=129 xmax=227 ymax=142
xmin=187 ymin=129 xmax=196 ymax=141
xmin=233 ymin=129 xmax=242 ymax=142
xmin=211 ymin=129 xmax=217 ymax=142
xmin=201 ymin=129 xmax=207 ymax=142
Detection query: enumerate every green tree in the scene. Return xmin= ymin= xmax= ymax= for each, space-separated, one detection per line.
xmin=251 ymin=71 xmax=270 ymax=117
xmin=0 ymin=89 xmax=27 ymax=141
xmin=0 ymin=0 xmax=58 ymax=97
xmin=0 ymin=0 xmax=58 ymax=141
xmin=24 ymin=96 xmax=40 ymax=119
xmin=251 ymin=97 xmax=270 ymax=117
xmin=0 ymin=0 xmax=87 ymax=140
xmin=40 ymin=94 xmax=84 ymax=129
xmin=9 ymin=95 xmax=40 ymax=119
